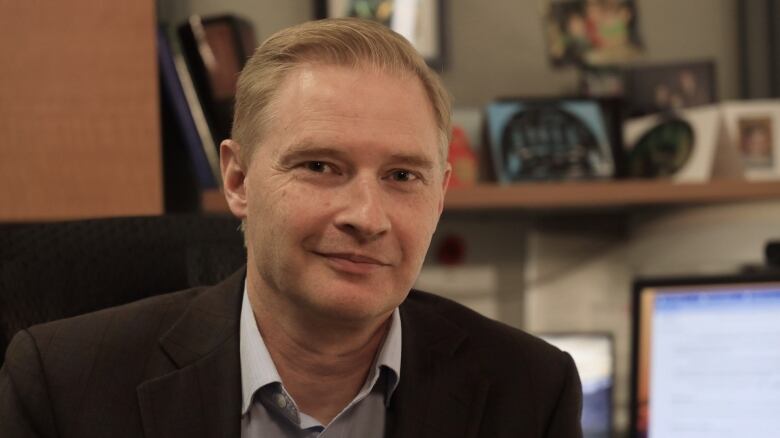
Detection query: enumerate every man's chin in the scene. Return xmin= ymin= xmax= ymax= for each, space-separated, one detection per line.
xmin=297 ymin=286 xmax=401 ymax=325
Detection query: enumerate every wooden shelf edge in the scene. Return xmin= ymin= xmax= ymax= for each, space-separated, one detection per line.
xmin=444 ymin=180 xmax=780 ymax=210
xmin=201 ymin=179 xmax=780 ymax=214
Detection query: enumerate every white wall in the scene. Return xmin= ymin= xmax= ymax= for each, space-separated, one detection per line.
xmin=417 ymin=213 xmax=530 ymax=325
xmin=159 ymin=0 xmax=741 ymax=107
xmin=158 ymin=0 xmax=313 ymax=42
xmin=441 ymin=0 xmax=740 ymax=106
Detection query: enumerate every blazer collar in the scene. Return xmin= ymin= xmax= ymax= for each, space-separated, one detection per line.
xmin=135 ymin=272 xmax=490 ymax=438
xmin=136 ymin=267 xmax=246 ymax=438
xmin=386 ymin=292 xmax=491 ymax=438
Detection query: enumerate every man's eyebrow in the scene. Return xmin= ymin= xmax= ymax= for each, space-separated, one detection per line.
xmin=277 ymin=144 xmax=350 ymax=163
xmin=278 ymin=143 xmax=437 ymax=170
xmin=386 ymin=153 xmax=436 ymax=171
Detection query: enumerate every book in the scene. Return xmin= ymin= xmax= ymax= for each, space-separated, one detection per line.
xmin=157 ymin=28 xmax=220 ymax=189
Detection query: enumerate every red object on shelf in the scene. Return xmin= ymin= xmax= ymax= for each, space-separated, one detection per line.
xmin=447 ymin=126 xmax=478 ymax=188
xmin=437 ymin=234 xmax=467 ymax=265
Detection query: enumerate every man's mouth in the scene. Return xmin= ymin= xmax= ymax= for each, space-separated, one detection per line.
xmin=314 ymin=251 xmax=390 ymax=274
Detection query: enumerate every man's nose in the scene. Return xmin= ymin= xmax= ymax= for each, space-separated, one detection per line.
xmin=334 ymin=177 xmax=391 ymax=241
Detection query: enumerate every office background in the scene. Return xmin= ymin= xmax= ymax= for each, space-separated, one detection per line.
xmin=3 ymin=0 xmax=780 ymax=434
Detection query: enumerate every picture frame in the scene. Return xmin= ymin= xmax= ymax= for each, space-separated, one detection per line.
xmin=622 ymin=60 xmax=718 ymax=117
xmin=313 ymin=0 xmax=446 ymax=69
xmin=623 ymin=105 xmax=722 ymax=182
xmin=544 ymin=0 xmax=642 ymax=67
xmin=720 ymin=100 xmax=780 ymax=180
xmin=485 ymin=98 xmax=615 ymax=183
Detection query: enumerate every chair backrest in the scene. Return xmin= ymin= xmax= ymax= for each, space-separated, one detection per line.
xmin=0 ymin=214 xmax=246 ymax=365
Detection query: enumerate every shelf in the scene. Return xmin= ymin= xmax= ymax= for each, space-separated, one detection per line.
xmin=445 ymin=179 xmax=780 ymax=210
xmin=201 ymin=179 xmax=780 ymax=214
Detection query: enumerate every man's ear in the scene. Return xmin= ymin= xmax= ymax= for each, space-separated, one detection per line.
xmin=220 ymin=139 xmax=247 ymax=220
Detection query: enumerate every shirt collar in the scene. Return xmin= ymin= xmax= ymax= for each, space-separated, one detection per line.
xmin=239 ymin=280 xmax=402 ymax=415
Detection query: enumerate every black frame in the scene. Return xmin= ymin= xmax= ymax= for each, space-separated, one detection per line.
xmin=629 ymin=272 xmax=780 ymax=438
xmin=312 ymin=0 xmax=448 ymax=70
xmin=484 ymin=96 xmax=621 ymax=182
xmin=621 ymin=60 xmax=718 ymax=117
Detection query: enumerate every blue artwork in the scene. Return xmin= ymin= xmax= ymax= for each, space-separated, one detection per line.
xmin=486 ymin=100 xmax=614 ymax=182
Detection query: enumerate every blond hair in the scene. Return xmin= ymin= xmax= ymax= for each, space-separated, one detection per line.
xmin=231 ymin=18 xmax=451 ymax=165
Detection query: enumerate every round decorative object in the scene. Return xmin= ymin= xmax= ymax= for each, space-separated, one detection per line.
xmin=500 ymin=105 xmax=603 ymax=181
xmin=628 ymin=118 xmax=695 ymax=178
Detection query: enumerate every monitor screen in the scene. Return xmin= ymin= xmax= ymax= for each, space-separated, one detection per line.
xmin=631 ymin=276 xmax=780 ymax=438
xmin=541 ymin=333 xmax=614 ymax=438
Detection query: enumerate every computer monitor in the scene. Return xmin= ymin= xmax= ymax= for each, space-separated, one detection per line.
xmin=541 ymin=333 xmax=614 ymax=438
xmin=630 ymin=274 xmax=780 ymax=438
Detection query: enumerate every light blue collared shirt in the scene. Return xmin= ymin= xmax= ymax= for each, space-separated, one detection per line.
xmin=239 ymin=282 xmax=402 ymax=438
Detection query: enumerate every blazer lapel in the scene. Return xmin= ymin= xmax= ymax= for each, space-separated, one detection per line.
xmin=137 ymin=269 xmax=245 ymax=438
xmin=386 ymin=294 xmax=491 ymax=438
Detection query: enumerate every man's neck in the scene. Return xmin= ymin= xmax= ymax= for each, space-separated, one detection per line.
xmin=247 ymin=283 xmax=392 ymax=426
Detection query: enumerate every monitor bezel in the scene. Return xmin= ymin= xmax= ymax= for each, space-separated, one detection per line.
xmin=629 ymin=272 xmax=780 ymax=438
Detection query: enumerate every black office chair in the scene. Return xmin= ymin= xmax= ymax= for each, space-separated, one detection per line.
xmin=0 ymin=214 xmax=246 ymax=366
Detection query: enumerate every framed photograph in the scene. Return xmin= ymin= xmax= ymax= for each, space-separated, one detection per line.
xmin=313 ymin=0 xmax=446 ymax=69
xmin=544 ymin=0 xmax=642 ymax=67
xmin=623 ymin=105 xmax=721 ymax=182
xmin=739 ymin=117 xmax=773 ymax=167
xmin=485 ymin=98 xmax=615 ymax=183
xmin=720 ymin=100 xmax=780 ymax=180
xmin=622 ymin=60 xmax=717 ymax=117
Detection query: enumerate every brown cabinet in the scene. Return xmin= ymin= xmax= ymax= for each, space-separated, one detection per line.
xmin=0 ymin=0 xmax=162 ymax=221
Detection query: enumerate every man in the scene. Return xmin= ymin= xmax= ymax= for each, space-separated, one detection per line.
xmin=1 ymin=18 xmax=582 ymax=437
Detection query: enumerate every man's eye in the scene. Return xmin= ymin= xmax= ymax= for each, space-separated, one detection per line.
xmin=390 ymin=170 xmax=418 ymax=182
xmin=304 ymin=161 xmax=332 ymax=173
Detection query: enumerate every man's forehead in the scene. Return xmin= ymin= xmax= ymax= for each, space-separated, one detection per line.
xmin=270 ymin=62 xmax=429 ymax=115
xmin=284 ymin=62 xmax=418 ymax=96
xmin=264 ymin=64 xmax=440 ymax=154
xmin=291 ymin=59 xmax=411 ymax=81
xmin=272 ymin=65 xmax=438 ymax=129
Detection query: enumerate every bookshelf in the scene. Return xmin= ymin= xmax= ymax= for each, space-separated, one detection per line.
xmin=200 ymin=179 xmax=780 ymax=214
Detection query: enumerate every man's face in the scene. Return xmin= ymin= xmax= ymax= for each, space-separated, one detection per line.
xmin=241 ymin=63 xmax=450 ymax=324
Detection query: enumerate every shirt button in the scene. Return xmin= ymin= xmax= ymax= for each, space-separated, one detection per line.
xmin=274 ymin=393 xmax=288 ymax=409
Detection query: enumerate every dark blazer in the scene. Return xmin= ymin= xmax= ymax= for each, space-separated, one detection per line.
xmin=1 ymin=268 xmax=582 ymax=437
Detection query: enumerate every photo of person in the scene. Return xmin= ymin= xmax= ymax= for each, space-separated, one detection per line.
xmin=738 ymin=116 xmax=774 ymax=168
xmin=545 ymin=0 xmax=642 ymax=67
xmin=622 ymin=61 xmax=717 ymax=117
xmin=345 ymin=0 xmax=394 ymax=26
xmin=319 ymin=0 xmax=444 ymax=67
